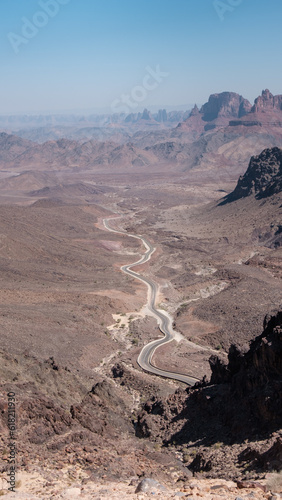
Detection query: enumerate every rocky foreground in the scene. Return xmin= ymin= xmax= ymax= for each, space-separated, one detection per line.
xmin=137 ymin=311 xmax=282 ymax=480
xmin=1 ymin=312 xmax=282 ymax=498
xmin=1 ymin=470 xmax=282 ymax=499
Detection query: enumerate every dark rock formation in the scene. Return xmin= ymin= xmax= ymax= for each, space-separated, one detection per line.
xmin=136 ymin=311 xmax=282 ymax=449
xmin=214 ymin=311 xmax=282 ymax=430
xmin=221 ymin=147 xmax=282 ymax=203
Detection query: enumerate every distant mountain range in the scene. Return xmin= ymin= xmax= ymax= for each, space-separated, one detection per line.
xmin=1 ymin=89 xmax=282 ymax=182
xmin=0 ymin=109 xmax=191 ymax=144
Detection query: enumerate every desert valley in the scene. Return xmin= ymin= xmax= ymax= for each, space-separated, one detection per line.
xmin=0 ymin=88 xmax=281 ymax=499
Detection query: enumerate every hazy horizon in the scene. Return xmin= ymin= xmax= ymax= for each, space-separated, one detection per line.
xmin=0 ymin=103 xmax=196 ymax=117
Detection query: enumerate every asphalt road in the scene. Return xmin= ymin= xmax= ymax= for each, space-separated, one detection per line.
xmin=103 ymin=217 xmax=200 ymax=386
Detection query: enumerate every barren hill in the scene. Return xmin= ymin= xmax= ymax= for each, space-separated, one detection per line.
xmin=28 ymin=182 xmax=109 ymax=199
xmin=0 ymin=170 xmax=57 ymax=192
xmin=1 ymin=135 xmax=159 ymax=171
xmin=93 ymin=142 xmax=158 ymax=167
xmin=0 ymin=132 xmax=33 ymax=162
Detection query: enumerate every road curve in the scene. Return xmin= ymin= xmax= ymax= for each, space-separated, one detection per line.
xmin=103 ymin=217 xmax=200 ymax=386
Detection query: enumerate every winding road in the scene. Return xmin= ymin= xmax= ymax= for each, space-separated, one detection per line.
xmin=103 ymin=217 xmax=200 ymax=386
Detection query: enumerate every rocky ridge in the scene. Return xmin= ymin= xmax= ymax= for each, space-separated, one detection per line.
xmin=222 ymin=147 xmax=282 ymax=202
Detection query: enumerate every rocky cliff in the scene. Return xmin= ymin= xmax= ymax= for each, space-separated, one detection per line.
xmin=252 ymin=89 xmax=282 ymax=113
xmin=211 ymin=311 xmax=282 ymax=430
xmin=223 ymin=147 xmax=282 ymax=202
xmin=136 ymin=311 xmax=282 ymax=478
xmin=200 ymin=92 xmax=251 ymax=122
xmin=229 ymin=90 xmax=282 ymax=127
xmin=177 ymin=92 xmax=252 ymax=134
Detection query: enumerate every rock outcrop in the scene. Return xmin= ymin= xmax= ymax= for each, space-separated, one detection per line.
xmin=200 ymin=92 xmax=251 ymax=122
xmin=212 ymin=311 xmax=282 ymax=430
xmin=252 ymin=89 xmax=282 ymax=113
xmin=177 ymin=92 xmax=252 ymax=134
xmin=222 ymin=147 xmax=282 ymax=202
xmin=136 ymin=311 xmax=282 ymax=477
xmin=229 ymin=90 xmax=282 ymax=127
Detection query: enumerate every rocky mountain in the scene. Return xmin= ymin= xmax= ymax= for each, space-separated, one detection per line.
xmin=93 ymin=142 xmax=158 ymax=167
xmin=0 ymin=132 xmax=33 ymax=162
xmin=144 ymin=140 xmax=197 ymax=164
xmin=222 ymin=147 xmax=282 ymax=202
xmin=174 ymin=104 xmax=207 ymax=138
xmin=252 ymin=89 xmax=282 ymax=113
xmin=2 ymin=90 xmax=282 ymax=181
xmin=180 ymin=89 xmax=282 ymax=133
xmin=57 ymin=139 xmax=118 ymax=167
xmin=201 ymin=92 xmax=252 ymax=122
xmin=229 ymin=90 xmax=282 ymax=128
xmin=177 ymin=89 xmax=282 ymax=138
xmin=0 ymin=134 xmax=159 ymax=170
xmin=177 ymin=91 xmax=252 ymax=135
xmin=170 ymin=91 xmax=282 ymax=179
xmin=2 ymin=90 xmax=282 ymax=152
xmin=6 ymin=137 xmax=79 ymax=169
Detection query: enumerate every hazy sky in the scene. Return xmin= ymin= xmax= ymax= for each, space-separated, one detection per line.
xmin=1 ymin=0 xmax=282 ymax=114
